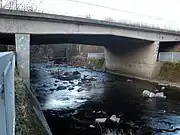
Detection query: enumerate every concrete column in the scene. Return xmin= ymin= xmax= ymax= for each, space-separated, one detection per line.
xmin=104 ymin=41 xmax=161 ymax=79
xmin=15 ymin=34 xmax=30 ymax=88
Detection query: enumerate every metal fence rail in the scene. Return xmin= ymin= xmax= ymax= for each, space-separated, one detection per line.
xmin=0 ymin=52 xmax=15 ymax=135
xmin=158 ymin=52 xmax=180 ymax=62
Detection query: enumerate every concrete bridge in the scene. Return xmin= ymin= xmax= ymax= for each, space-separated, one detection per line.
xmin=0 ymin=9 xmax=180 ymax=88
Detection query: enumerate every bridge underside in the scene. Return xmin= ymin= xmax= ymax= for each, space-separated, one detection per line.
xmin=0 ymin=33 xmax=166 ymax=86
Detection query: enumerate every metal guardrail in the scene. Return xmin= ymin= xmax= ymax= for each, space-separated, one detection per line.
xmin=158 ymin=52 xmax=180 ymax=62
xmin=0 ymin=52 xmax=15 ymax=135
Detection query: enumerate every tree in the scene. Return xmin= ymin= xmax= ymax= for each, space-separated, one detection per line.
xmin=1 ymin=0 xmax=41 ymax=12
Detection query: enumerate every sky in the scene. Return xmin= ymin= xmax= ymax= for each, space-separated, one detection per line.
xmin=32 ymin=0 xmax=180 ymax=30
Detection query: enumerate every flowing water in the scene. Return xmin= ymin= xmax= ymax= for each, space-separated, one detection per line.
xmin=31 ymin=62 xmax=180 ymax=135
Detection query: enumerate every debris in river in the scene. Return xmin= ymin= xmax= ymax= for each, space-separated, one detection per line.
xmin=142 ymin=90 xmax=166 ymax=98
xmin=142 ymin=90 xmax=151 ymax=98
xmin=97 ymin=111 xmax=102 ymax=114
xmin=149 ymin=92 xmax=155 ymax=98
xmin=127 ymin=79 xmax=132 ymax=82
xmin=92 ymin=110 xmax=96 ymax=113
xmin=89 ymin=125 xmax=95 ymax=128
xmin=155 ymin=92 xmax=166 ymax=98
xmin=110 ymin=115 xmax=120 ymax=123
xmin=155 ymin=89 xmax=159 ymax=92
xmin=161 ymin=86 xmax=165 ymax=90
xmin=95 ymin=118 xmax=107 ymax=123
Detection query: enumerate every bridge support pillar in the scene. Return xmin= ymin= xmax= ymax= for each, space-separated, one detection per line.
xmin=104 ymin=41 xmax=161 ymax=79
xmin=15 ymin=34 xmax=30 ymax=88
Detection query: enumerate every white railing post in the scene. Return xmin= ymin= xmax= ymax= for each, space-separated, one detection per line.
xmin=0 ymin=52 xmax=15 ymax=135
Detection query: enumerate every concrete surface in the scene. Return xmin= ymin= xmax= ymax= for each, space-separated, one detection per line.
xmin=105 ymin=41 xmax=161 ymax=79
xmin=0 ymin=9 xmax=179 ymax=41
xmin=15 ymin=34 xmax=30 ymax=89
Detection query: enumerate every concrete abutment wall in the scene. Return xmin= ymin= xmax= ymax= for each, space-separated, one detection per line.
xmin=104 ymin=41 xmax=161 ymax=79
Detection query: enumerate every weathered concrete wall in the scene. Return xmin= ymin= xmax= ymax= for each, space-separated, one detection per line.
xmin=15 ymin=34 xmax=30 ymax=89
xmin=105 ymin=41 xmax=161 ymax=79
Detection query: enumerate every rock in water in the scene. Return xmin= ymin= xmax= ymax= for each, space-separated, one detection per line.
xmin=68 ymin=86 xmax=74 ymax=91
xmin=95 ymin=118 xmax=107 ymax=123
xmin=73 ymin=71 xmax=81 ymax=75
xmin=57 ymin=86 xmax=67 ymax=90
xmin=161 ymin=86 xmax=165 ymax=90
xmin=110 ymin=115 xmax=120 ymax=123
xmin=142 ymin=90 xmax=151 ymax=98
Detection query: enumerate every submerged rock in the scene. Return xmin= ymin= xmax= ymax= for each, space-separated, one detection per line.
xmin=49 ymin=88 xmax=55 ymax=91
xmin=68 ymin=87 xmax=74 ymax=91
xmin=42 ymin=84 xmax=47 ymax=87
xmin=95 ymin=118 xmax=107 ymax=123
xmin=57 ymin=86 xmax=67 ymax=90
xmin=77 ymin=88 xmax=85 ymax=92
xmin=73 ymin=71 xmax=81 ymax=75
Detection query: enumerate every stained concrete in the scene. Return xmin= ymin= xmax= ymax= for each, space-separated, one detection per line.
xmin=104 ymin=41 xmax=161 ymax=79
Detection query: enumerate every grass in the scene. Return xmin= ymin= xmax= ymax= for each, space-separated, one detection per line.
xmin=158 ymin=61 xmax=180 ymax=82
xmin=15 ymin=71 xmax=44 ymax=135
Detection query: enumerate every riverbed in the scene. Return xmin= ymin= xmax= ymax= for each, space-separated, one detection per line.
xmin=31 ymin=62 xmax=180 ymax=135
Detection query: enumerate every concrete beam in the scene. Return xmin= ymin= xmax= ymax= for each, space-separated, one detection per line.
xmin=0 ymin=9 xmax=179 ymax=41
xmin=105 ymin=41 xmax=161 ymax=79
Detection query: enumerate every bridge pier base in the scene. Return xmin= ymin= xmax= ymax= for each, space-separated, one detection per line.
xmin=104 ymin=41 xmax=161 ymax=79
xmin=15 ymin=34 xmax=30 ymax=88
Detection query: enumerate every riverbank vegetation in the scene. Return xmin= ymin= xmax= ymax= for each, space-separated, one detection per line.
xmin=158 ymin=62 xmax=180 ymax=83
xmin=15 ymin=71 xmax=44 ymax=135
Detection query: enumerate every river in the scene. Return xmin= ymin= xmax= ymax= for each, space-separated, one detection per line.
xmin=31 ymin=62 xmax=180 ymax=135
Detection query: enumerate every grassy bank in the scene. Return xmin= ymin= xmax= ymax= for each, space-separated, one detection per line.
xmin=158 ymin=62 xmax=180 ymax=83
xmin=15 ymin=71 xmax=44 ymax=135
